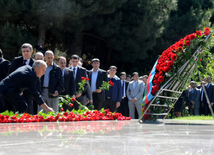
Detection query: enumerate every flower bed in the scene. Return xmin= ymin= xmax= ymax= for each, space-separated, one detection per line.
xmin=0 ymin=109 xmax=131 ymax=123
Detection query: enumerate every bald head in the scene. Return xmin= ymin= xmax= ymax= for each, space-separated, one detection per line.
xmin=35 ymin=52 xmax=44 ymax=60
xmin=44 ymin=50 xmax=54 ymax=66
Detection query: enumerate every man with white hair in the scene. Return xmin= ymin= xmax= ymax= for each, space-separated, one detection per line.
xmin=40 ymin=50 xmax=64 ymax=112
xmin=0 ymin=60 xmax=54 ymax=113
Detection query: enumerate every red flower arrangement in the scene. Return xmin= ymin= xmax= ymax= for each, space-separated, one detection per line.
xmin=150 ymin=27 xmax=212 ymax=96
xmin=0 ymin=109 xmax=131 ymax=123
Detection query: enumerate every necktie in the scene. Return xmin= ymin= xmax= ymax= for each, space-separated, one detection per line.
xmin=122 ymin=81 xmax=125 ymax=97
xmin=73 ymin=67 xmax=76 ymax=79
xmin=23 ymin=60 xmax=27 ymax=65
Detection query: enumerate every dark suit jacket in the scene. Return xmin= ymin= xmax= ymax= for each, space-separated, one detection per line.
xmin=0 ymin=58 xmax=11 ymax=81
xmin=74 ymin=66 xmax=88 ymax=91
xmin=41 ymin=62 xmax=64 ymax=98
xmin=0 ymin=66 xmax=44 ymax=105
xmin=8 ymin=56 xmax=34 ymax=74
xmin=189 ymin=88 xmax=201 ymax=108
xmin=88 ymin=69 xmax=108 ymax=102
xmin=105 ymin=76 xmax=122 ymax=102
xmin=203 ymin=83 xmax=214 ymax=104
xmin=122 ymin=80 xmax=129 ymax=97
xmin=60 ymin=68 xmax=75 ymax=96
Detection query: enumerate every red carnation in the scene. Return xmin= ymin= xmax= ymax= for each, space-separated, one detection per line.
xmin=151 ymin=90 xmax=156 ymax=96
xmin=167 ymin=61 xmax=173 ymax=66
xmin=185 ymin=40 xmax=190 ymax=46
xmin=152 ymin=85 xmax=159 ymax=91
xmin=81 ymin=77 xmax=85 ymax=81
xmin=204 ymin=30 xmax=210 ymax=36
xmin=158 ymin=76 xmax=164 ymax=83
xmin=190 ymin=33 xmax=196 ymax=40
xmin=71 ymin=98 xmax=76 ymax=102
xmin=108 ymin=81 xmax=114 ymax=86
xmin=177 ymin=46 xmax=183 ymax=53
xmin=86 ymin=77 xmax=89 ymax=81
xmin=171 ymin=53 xmax=177 ymax=61
xmin=178 ymin=41 xmax=184 ymax=47
xmin=196 ymin=30 xmax=202 ymax=37
xmin=69 ymin=103 xmax=74 ymax=107
xmin=153 ymin=80 xmax=160 ymax=85
xmin=204 ymin=27 xmax=211 ymax=36
xmin=61 ymin=108 xmax=64 ymax=112
xmin=163 ymin=66 xmax=171 ymax=72
xmin=199 ymin=59 xmax=202 ymax=61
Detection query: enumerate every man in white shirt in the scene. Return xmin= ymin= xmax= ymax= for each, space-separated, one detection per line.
xmin=88 ymin=58 xmax=108 ymax=110
xmin=69 ymin=54 xmax=91 ymax=108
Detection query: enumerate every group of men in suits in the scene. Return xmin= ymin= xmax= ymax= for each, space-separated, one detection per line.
xmin=0 ymin=43 xmax=149 ymax=118
xmin=175 ymin=77 xmax=214 ymax=117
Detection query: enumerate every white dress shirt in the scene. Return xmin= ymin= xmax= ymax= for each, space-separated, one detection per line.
xmin=121 ymin=80 xmax=126 ymax=98
xmin=70 ymin=66 xmax=78 ymax=79
xmin=91 ymin=69 xmax=99 ymax=92
xmin=23 ymin=58 xmax=30 ymax=65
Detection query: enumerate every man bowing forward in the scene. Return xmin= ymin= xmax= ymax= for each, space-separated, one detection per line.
xmin=0 ymin=60 xmax=54 ymax=113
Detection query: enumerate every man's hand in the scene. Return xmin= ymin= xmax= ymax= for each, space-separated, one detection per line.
xmin=131 ymin=98 xmax=136 ymax=103
xmin=76 ymin=93 xmax=82 ymax=98
xmin=20 ymin=92 xmax=23 ymax=96
xmin=41 ymin=103 xmax=54 ymax=113
xmin=46 ymin=107 xmax=54 ymax=113
xmin=211 ymin=102 xmax=214 ymax=106
xmin=128 ymin=92 xmax=131 ymax=95
xmin=116 ymin=102 xmax=120 ymax=108
xmin=72 ymin=95 xmax=76 ymax=99
xmin=183 ymin=101 xmax=186 ymax=105
xmin=53 ymin=90 xmax=58 ymax=97
xmin=96 ymin=89 xmax=102 ymax=93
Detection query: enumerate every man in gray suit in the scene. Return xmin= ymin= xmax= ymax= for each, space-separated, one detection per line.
xmin=126 ymin=72 xmax=145 ymax=119
xmin=189 ymin=81 xmax=201 ymax=115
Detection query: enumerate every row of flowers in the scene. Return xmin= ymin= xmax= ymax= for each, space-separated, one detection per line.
xmin=0 ymin=109 xmax=131 ymax=123
xmin=150 ymin=27 xmax=211 ymax=98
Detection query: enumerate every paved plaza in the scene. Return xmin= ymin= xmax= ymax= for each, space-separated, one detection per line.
xmin=0 ymin=119 xmax=214 ymax=155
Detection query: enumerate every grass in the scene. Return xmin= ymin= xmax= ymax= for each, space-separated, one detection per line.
xmin=174 ymin=116 xmax=213 ymax=120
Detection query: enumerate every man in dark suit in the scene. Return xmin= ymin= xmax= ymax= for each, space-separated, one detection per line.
xmin=202 ymin=76 xmax=214 ymax=115
xmin=8 ymin=43 xmax=34 ymax=74
xmin=0 ymin=49 xmax=11 ymax=112
xmin=88 ymin=58 xmax=108 ymax=110
xmin=58 ymin=56 xmax=75 ymax=97
xmin=69 ymin=54 xmax=92 ymax=109
xmin=40 ymin=50 xmax=64 ymax=112
xmin=103 ymin=66 xmax=122 ymax=112
xmin=57 ymin=56 xmax=75 ymax=111
xmin=8 ymin=43 xmax=35 ymax=114
xmin=117 ymin=72 xmax=129 ymax=116
xmin=189 ymin=81 xmax=201 ymax=115
xmin=0 ymin=60 xmax=54 ymax=113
